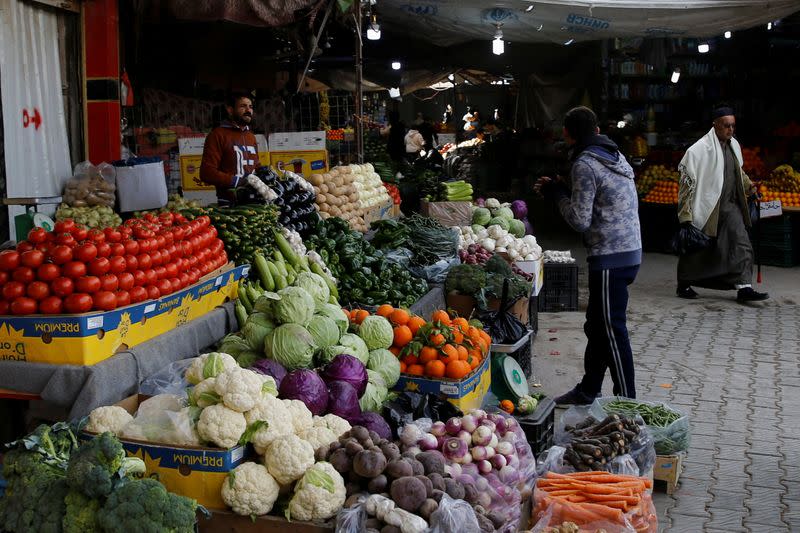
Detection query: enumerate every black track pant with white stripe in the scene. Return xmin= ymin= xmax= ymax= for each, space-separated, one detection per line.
xmin=579 ymin=265 xmax=639 ymax=398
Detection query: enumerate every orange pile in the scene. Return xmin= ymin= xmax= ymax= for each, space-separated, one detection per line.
xmin=347 ymin=306 xmax=491 ymax=381
xmin=642 ymin=180 xmax=678 ymax=205
xmin=742 ymin=147 xmax=767 ymax=180
xmin=759 ymin=185 xmax=800 ymax=207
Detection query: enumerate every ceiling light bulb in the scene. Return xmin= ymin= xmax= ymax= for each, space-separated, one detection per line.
xmin=493 ymin=36 xmax=505 ymax=55
xmin=388 ymin=87 xmax=400 ymax=98
xmin=617 ymin=121 xmax=627 ymax=129
xmin=525 ymin=5 xmax=534 ymax=12
xmin=391 ymin=61 xmax=401 ymax=70
xmin=767 ymin=21 xmax=773 ymax=30
xmin=698 ymin=42 xmax=709 ymax=53
xmin=724 ymin=31 xmax=732 ymax=39
xmin=671 ymin=68 xmax=681 ymax=83
xmin=448 ymin=74 xmax=455 ymax=81
xmin=366 ymin=23 xmax=381 ymax=40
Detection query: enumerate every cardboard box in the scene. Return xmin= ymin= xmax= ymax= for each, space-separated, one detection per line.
xmin=419 ymin=200 xmax=472 ymax=227
xmin=269 ymin=150 xmax=328 ymax=179
xmin=653 ymin=452 xmax=685 ymax=495
xmin=109 ymin=394 xmax=249 ymax=510
xmin=445 ymin=292 xmax=530 ymax=325
xmin=198 ymin=510 xmax=333 ymax=532
xmin=515 ymin=256 xmax=545 ymax=297
xmin=363 ymin=198 xmax=394 ymax=225
xmin=268 ymin=131 xmax=327 ymax=151
xmin=0 ymin=265 xmax=248 ymax=366
xmin=392 ymin=355 xmax=491 ymax=412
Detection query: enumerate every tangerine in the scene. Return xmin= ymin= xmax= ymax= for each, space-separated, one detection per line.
xmin=445 ymin=359 xmax=471 ymax=380
xmin=393 ymin=325 xmax=413 ymax=347
xmin=376 ymin=304 xmax=395 ymax=318
xmin=389 ymin=308 xmax=410 ymax=326
xmin=425 ymin=359 xmax=446 ymax=378
xmin=407 ymin=364 xmax=425 ymax=376
xmin=407 ymin=316 xmax=426 ymax=335
xmin=419 ymin=346 xmax=439 ymax=364
xmin=440 ymin=344 xmax=459 ymax=364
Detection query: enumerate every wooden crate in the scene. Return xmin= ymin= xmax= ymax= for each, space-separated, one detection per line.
xmin=653 ymin=452 xmax=685 ymax=495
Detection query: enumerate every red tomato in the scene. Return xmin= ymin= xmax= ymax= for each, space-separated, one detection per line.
xmin=186 ymin=255 xmax=199 ymax=269
xmin=134 ymin=227 xmax=153 ymax=240
xmin=27 ymin=227 xmax=48 ymax=244
xmin=129 ymin=286 xmax=147 ymax=303
xmin=3 ymin=282 xmax=26 ymax=301
xmin=54 ymin=220 xmax=76 ymax=234
xmin=104 ymin=228 xmax=122 ymax=243
xmin=20 ymin=250 xmax=45 ymax=269
xmin=16 ymin=241 xmax=34 ymax=253
xmin=88 ymin=257 xmax=111 ymax=276
xmin=166 ymin=243 xmax=179 ymax=259
xmin=207 ymin=225 xmax=218 ymax=239
xmin=168 ymin=277 xmax=181 ymax=292
xmin=0 ymin=251 xmax=22 ymax=271
xmin=145 ymin=285 xmax=160 ymax=299
xmin=10 ymin=297 xmax=37 ymax=315
xmin=124 ymin=254 xmax=139 ymax=271
xmin=74 ymin=243 xmax=98 ymax=263
xmin=96 ymin=242 xmax=112 ymax=258
xmin=139 ymin=238 xmax=152 ymax=253
xmin=27 ymin=281 xmax=50 ymax=300
xmin=92 ymin=291 xmax=117 ymax=311
xmin=137 ymin=253 xmax=152 ymax=270
xmin=150 ymin=249 xmax=163 ymax=267
xmin=88 ymin=229 xmax=106 ymax=243
xmin=172 ymin=228 xmax=184 ymax=243
xmin=190 ymin=235 xmax=202 ymax=252
xmin=156 ymin=279 xmax=172 ymax=295
xmin=64 ymin=293 xmax=93 ymax=313
xmin=51 ymin=277 xmax=75 ymax=297
xmin=117 ymin=272 xmax=135 ymax=291
xmin=132 ymin=270 xmax=146 ymax=287
xmin=162 ymin=231 xmax=174 ymax=245
xmin=178 ymin=272 xmax=191 ymax=288
xmin=197 ymin=215 xmax=210 ymax=228
xmin=12 ymin=267 xmax=35 ymax=284
xmin=0 ymin=271 xmax=8 ymax=285
xmin=109 ymin=256 xmax=127 ymax=274
xmin=76 ymin=276 xmax=102 ymax=294
xmin=39 ymin=296 xmax=63 ymax=314
xmin=100 ymin=274 xmax=119 ymax=292
xmin=143 ymin=269 xmax=158 ymax=286
xmin=124 ymin=239 xmax=140 ymax=256
xmin=109 ymin=243 xmax=126 ymax=257
xmin=35 ymin=242 xmax=53 ymax=255
xmin=120 ymin=226 xmax=133 ymax=238
xmin=148 ymin=238 xmax=159 ymax=252
xmin=172 ymin=258 xmax=184 ymax=272
xmin=62 ymin=261 xmax=87 ymax=279
xmin=37 ymin=263 xmax=61 ymax=282
xmin=155 ymin=235 xmax=166 ymax=250
xmin=181 ymin=240 xmax=193 ymax=257
xmin=71 ymin=225 xmax=88 ymax=242
xmin=115 ymin=290 xmax=131 ymax=307
xmin=49 ymin=245 xmax=73 ymax=265
xmin=0 ymin=301 xmax=10 ymax=314
xmin=159 ymin=212 xmax=175 ymax=225
xmin=56 ymin=233 xmax=76 ymax=247
xmin=154 ymin=266 xmax=167 ymax=280
xmin=188 ymin=268 xmax=201 ymax=284
xmin=144 ymin=213 xmax=157 ymax=223
xmin=164 ymin=262 xmax=179 ymax=279
xmin=160 ymin=249 xmax=172 ymax=264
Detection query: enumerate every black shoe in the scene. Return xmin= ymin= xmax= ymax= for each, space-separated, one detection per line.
xmin=554 ymin=386 xmax=597 ymax=406
xmin=676 ymin=285 xmax=698 ymax=299
xmin=737 ymin=287 xmax=769 ymax=302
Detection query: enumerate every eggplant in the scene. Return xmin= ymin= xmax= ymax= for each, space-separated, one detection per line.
xmin=272 ymin=181 xmax=285 ymax=195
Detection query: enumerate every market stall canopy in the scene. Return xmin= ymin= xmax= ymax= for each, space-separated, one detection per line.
xmin=132 ymin=0 xmax=320 ymax=27
xmin=376 ymin=0 xmax=800 ymax=46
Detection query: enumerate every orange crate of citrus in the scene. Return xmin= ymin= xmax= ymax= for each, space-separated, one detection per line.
xmin=642 ymin=180 xmax=678 ymax=205
xmin=345 ymin=306 xmax=491 ymax=381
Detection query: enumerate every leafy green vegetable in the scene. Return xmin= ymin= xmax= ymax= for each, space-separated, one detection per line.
xmin=339 ymin=333 xmax=370 ymax=365
xmin=272 ymin=286 xmax=316 ymax=326
xmin=445 ymin=264 xmax=487 ymax=296
xmin=488 ymin=217 xmax=510 ymax=231
xmin=360 ymin=370 xmax=389 ymax=412
xmin=367 ymin=349 xmax=401 ymax=387
xmin=265 ymin=323 xmax=317 ymax=369
xmin=97 ymin=478 xmax=198 ymax=533
xmin=307 ymin=315 xmax=341 ymax=350
xmin=357 ymin=315 xmax=394 ymax=351
xmin=241 ymin=313 xmax=277 ymax=351
xmin=472 ymin=207 xmax=492 ymax=226
xmin=315 ymin=302 xmax=350 ymax=336
xmin=294 ymin=272 xmax=331 ymax=306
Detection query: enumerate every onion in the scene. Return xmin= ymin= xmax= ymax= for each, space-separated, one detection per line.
xmin=485 ymin=446 xmax=496 ymax=459
xmin=419 ymin=433 xmax=438 ymax=451
xmin=445 ymin=417 xmax=462 ymax=435
xmin=461 ymin=414 xmax=479 ymax=433
xmin=488 ymin=434 xmax=499 ymax=449
xmin=471 ymin=446 xmax=489 ymax=461
xmin=507 ymin=454 xmax=520 ymax=469
xmin=477 ymin=492 xmax=492 ymax=507
xmin=406 ymin=446 xmax=422 ymax=456
xmin=494 ymin=417 xmax=508 ymax=436
xmin=501 ymin=432 xmax=517 ymax=444
xmin=505 ymin=417 xmax=518 ymax=432
xmin=480 ymin=419 xmax=497 ymax=433
xmin=475 ymin=476 xmax=489 ymax=492
xmin=472 ymin=425 xmax=493 ymax=447
xmin=447 ymin=463 xmax=462 ymax=478
xmin=490 ymin=454 xmax=507 ymax=469
xmin=457 ymin=474 xmax=476 ymax=486
xmin=430 ymin=421 xmax=447 ymax=437
xmin=456 ymin=430 xmax=472 ymax=446
xmin=477 ymin=460 xmax=492 ymax=474
xmin=472 ymin=409 xmax=487 ymax=422
xmin=436 ymin=435 xmax=447 ymax=449
xmin=496 ymin=441 xmax=515 ymax=456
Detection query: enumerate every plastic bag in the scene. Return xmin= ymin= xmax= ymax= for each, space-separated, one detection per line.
xmin=593 ymin=397 xmax=690 ymax=455
xmin=429 ymin=493 xmax=482 ymax=533
xmin=119 ymin=395 xmax=202 ymax=446
xmin=335 ymin=501 xmax=367 ymax=533
xmin=382 ymin=392 xmax=463 ymax=439
xmin=479 ymin=278 xmax=527 ymax=344
xmin=62 ymin=161 xmax=117 ymax=207
xmin=139 ymin=358 xmax=193 ymax=397
xmin=408 ymin=256 xmax=460 ymax=284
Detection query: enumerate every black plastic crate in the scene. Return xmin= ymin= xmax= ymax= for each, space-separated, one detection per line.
xmin=529 ymin=295 xmax=539 ymax=337
xmin=537 ymin=263 xmax=579 ymax=312
xmin=516 ymin=397 xmax=556 ymax=456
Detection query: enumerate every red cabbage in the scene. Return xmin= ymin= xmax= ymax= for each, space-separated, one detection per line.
xmin=279 ymin=369 xmax=329 ymax=415
xmin=326 ymin=380 xmax=362 ymax=421
xmin=320 ymin=354 xmax=368 ymax=397
xmin=250 ymin=359 xmax=287 ymax=388
xmin=475 ymin=198 xmax=485 ymax=207
xmin=511 ymin=200 xmax=528 ymax=219
xmin=353 ymin=412 xmax=392 ymax=440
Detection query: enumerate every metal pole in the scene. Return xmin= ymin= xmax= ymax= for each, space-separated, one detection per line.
xmin=354 ymin=1 xmax=364 ymax=163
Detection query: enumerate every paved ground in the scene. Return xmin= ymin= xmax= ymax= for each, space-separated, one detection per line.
xmin=530 ymin=235 xmax=800 ymax=532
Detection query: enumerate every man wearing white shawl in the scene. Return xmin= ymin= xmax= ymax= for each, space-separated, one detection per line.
xmin=676 ymin=105 xmax=768 ymax=302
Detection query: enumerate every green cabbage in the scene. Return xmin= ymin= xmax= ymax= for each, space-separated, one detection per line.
xmin=508 ymin=218 xmax=526 ymax=238
xmin=357 ymin=315 xmax=394 ymax=351
xmin=235 ymin=350 xmax=261 ymax=368
xmin=488 ymin=217 xmax=510 ymax=231
xmin=294 ymin=272 xmax=331 ymax=306
xmin=272 ymin=286 xmax=316 ymax=326
xmin=241 ymin=312 xmax=276 ymax=351
xmin=339 ymin=333 xmax=370 ymax=365
xmin=264 ymin=323 xmax=317 ymax=369
xmin=315 ymin=302 xmax=349 ymax=336
xmin=472 ymin=207 xmax=492 ymax=226
xmin=317 ymin=345 xmax=349 ymax=366
xmin=471 ymin=224 xmax=485 ymax=234
xmin=307 ymin=315 xmax=340 ymax=350
xmin=367 ymin=349 xmax=401 ymax=387
xmin=495 ymin=206 xmax=515 ymax=221
xmin=218 ymin=334 xmax=250 ymax=358
xmin=360 ymin=370 xmax=388 ymax=412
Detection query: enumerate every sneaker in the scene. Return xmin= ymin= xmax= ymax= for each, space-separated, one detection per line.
xmin=737 ymin=287 xmax=769 ymax=302
xmin=676 ymin=285 xmax=698 ymax=299
xmin=554 ymin=386 xmax=597 ymax=406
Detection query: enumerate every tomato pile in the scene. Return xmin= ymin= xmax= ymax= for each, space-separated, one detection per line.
xmin=0 ymin=212 xmax=227 ymax=315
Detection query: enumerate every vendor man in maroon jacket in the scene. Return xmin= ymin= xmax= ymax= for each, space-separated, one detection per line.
xmin=200 ymin=93 xmax=259 ymax=204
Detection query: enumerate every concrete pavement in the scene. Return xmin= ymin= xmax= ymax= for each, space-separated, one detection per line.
xmin=530 ymin=242 xmax=800 ymax=532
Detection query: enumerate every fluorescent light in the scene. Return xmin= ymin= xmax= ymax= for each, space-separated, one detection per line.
xmin=525 ymin=4 xmax=534 ymax=12
xmin=767 ymin=21 xmax=773 ymax=30
xmin=388 ymin=87 xmax=400 ymax=98
xmin=391 ymin=61 xmax=401 ymax=70
xmin=366 ymin=23 xmax=381 ymax=40
xmin=698 ymin=42 xmax=709 ymax=53
xmin=671 ymin=68 xmax=681 ymax=83
xmin=617 ymin=121 xmax=627 ymax=129
xmin=564 ymin=38 xmax=574 ymax=46
xmin=724 ymin=31 xmax=732 ymax=39
xmin=492 ymin=36 xmax=505 ymax=55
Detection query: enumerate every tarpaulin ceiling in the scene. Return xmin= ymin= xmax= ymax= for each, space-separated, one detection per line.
xmin=131 ymin=0 xmax=321 ymax=27
xmin=376 ymin=0 xmax=800 ymax=46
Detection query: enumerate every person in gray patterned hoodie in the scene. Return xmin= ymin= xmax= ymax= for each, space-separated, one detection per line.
xmin=535 ymin=106 xmax=642 ymax=404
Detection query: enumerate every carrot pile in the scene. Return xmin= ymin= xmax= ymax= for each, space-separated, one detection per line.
xmin=534 ymin=472 xmax=657 ymax=533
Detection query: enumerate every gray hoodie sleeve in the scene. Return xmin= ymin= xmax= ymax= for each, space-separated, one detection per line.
xmin=556 ymin=159 xmax=596 ymax=233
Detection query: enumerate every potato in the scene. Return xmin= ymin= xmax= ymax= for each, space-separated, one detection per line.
xmin=320 ymin=183 xmax=329 ymax=194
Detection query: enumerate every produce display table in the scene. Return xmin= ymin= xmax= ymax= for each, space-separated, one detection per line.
xmin=0 ymin=302 xmax=237 ymax=419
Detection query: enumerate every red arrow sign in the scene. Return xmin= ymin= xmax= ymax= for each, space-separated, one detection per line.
xmin=22 ymin=108 xmax=42 ymax=130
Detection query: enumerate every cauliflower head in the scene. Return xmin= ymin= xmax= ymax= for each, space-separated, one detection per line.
xmin=84 ymin=406 xmax=133 ymax=436
xmin=244 ymin=395 xmax=293 ymax=455
xmin=298 ymin=426 xmax=337 ymax=453
xmin=263 ymin=434 xmax=315 ymax=485
xmin=214 ymin=367 xmax=263 ymax=412
xmin=191 ymin=377 xmax=220 ymax=408
xmin=284 ymin=399 xmax=314 ymax=434
xmin=286 ymin=461 xmax=346 ymax=521
xmin=185 ymin=352 xmax=237 ymax=385
xmin=313 ymin=414 xmax=351 ymax=438
xmin=221 ymin=462 xmax=280 ymax=517
xmin=197 ymin=404 xmax=246 ymax=449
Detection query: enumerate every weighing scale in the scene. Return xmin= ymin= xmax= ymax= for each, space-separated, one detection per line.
xmin=2 ymin=196 xmax=62 ymax=242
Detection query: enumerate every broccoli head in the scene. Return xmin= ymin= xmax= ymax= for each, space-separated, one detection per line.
xmin=63 ymin=489 xmax=102 ymax=533
xmin=4 ymin=422 xmax=79 ymax=469
xmin=66 ymin=432 xmax=145 ymax=499
xmin=98 ymin=478 xmax=198 ymax=533
xmin=484 ymin=254 xmax=513 ymax=277
xmin=445 ymin=264 xmax=486 ymax=296
xmin=0 ymin=459 xmax=69 ymax=533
